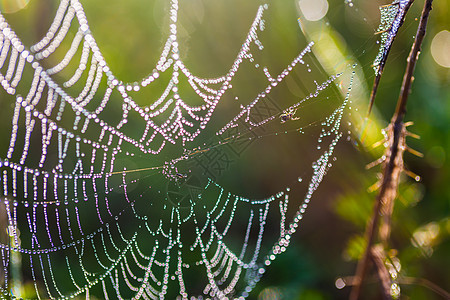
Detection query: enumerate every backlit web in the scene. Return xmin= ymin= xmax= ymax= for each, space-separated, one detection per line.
xmin=0 ymin=0 xmax=355 ymax=298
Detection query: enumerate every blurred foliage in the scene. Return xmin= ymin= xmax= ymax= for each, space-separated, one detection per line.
xmin=0 ymin=0 xmax=448 ymax=299
xmin=253 ymin=0 xmax=450 ymax=299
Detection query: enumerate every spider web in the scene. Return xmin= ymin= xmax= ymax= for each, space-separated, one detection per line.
xmin=0 ymin=0 xmax=356 ymax=298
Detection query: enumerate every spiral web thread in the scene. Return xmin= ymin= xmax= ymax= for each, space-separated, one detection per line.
xmin=0 ymin=0 xmax=354 ymax=298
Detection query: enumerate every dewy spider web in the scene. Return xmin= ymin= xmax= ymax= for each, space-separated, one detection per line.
xmin=0 ymin=0 xmax=354 ymax=298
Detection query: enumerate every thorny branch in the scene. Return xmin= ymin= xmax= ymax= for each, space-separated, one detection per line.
xmin=349 ymin=0 xmax=434 ymax=299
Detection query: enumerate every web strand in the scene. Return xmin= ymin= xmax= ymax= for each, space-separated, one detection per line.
xmin=0 ymin=0 xmax=354 ymax=298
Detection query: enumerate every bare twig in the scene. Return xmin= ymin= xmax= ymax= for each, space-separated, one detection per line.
xmin=393 ymin=1 xmax=433 ymax=121
xmin=342 ymin=276 xmax=450 ymax=299
xmin=349 ymin=1 xmax=433 ymax=299
xmin=371 ymin=245 xmax=392 ymax=300
xmin=399 ymin=277 xmax=450 ymax=299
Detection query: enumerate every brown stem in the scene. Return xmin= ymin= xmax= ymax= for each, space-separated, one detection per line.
xmin=349 ymin=1 xmax=433 ymax=299
xmin=343 ymin=276 xmax=450 ymax=299
xmin=349 ymin=182 xmax=384 ymax=300
xmin=393 ymin=0 xmax=433 ymax=122
xmin=399 ymin=277 xmax=450 ymax=299
xmin=370 ymin=245 xmax=392 ymax=300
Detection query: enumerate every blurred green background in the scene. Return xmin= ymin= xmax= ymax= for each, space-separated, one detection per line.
xmin=0 ymin=0 xmax=449 ymax=299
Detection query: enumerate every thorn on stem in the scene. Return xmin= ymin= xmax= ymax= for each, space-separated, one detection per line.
xmin=403 ymin=168 xmax=421 ymax=181
xmin=406 ymin=146 xmax=424 ymax=157
xmin=366 ymin=156 xmax=386 ymax=169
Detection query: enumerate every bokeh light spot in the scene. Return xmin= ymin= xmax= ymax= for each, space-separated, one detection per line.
xmin=427 ymin=146 xmax=446 ymax=168
xmin=258 ymin=287 xmax=282 ymax=300
xmin=431 ymin=30 xmax=450 ymax=68
xmin=0 ymin=0 xmax=30 ymax=13
xmin=298 ymin=0 xmax=329 ymax=22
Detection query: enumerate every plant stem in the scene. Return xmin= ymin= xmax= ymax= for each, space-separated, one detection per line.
xmin=399 ymin=277 xmax=450 ymax=299
xmin=349 ymin=1 xmax=433 ymax=299
xmin=343 ymin=276 xmax=450 ymax=299
xmin=393 ymin=0 xmax=433 ymax=122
